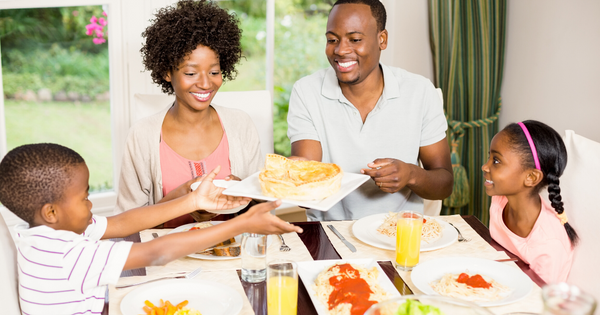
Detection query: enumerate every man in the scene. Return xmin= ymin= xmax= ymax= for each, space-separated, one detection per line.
xmin=287 ymin=0 xmax=453 ymax=221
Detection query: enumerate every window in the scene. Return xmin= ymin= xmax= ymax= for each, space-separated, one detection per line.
xmin=0 ymin=0 xmax=127 ymax=225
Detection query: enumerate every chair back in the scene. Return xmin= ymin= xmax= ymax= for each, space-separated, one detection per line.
xmin=562 ymin=130 xmax=600 ymax=303
xmin=420 ymin=88 xmax=444 ymax=217
xmin=133 ymin=90 xmax=274 ymax=155
xmin=0 ymin=214 xmax=20 ymax=314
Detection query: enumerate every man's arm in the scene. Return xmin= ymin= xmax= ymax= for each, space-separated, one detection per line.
xmin=361 ymin=137 xmax=453 ymax=200
xmin=291 ymin=140 xmax=323 ymax=162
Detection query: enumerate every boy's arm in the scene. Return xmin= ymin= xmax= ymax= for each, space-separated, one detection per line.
xmin=122 ymin=201 xmax=302 ymax=270
xmin=103 ymin=167 xmax=250 ymax=239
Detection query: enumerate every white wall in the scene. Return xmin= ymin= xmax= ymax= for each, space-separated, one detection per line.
xmin=381 ymin=0 xmax=434 ymax=82
xmin=501 ymin=0 xmax=600 ymax=142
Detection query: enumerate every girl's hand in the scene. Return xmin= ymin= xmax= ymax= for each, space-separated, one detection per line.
xmin=192 ymin=166 xmax=251 ymax=211
xmin=240 ymin=200 xmax=303 ymax=235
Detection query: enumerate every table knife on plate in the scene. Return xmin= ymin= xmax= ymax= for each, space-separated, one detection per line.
xmin=327 ymin=225 xmax=357 ymax=252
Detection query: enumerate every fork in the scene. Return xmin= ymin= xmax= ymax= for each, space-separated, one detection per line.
xmin=448 ymin=222 xmax=471 ymax=242
xmin=278 ymin=234 xmax=291 ymax=252
xmin=115 ymin=267 xmax=202 ymax=289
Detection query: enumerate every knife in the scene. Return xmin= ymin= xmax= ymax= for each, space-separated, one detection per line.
xmin=327 ymin=225 xmax=357 ymax=252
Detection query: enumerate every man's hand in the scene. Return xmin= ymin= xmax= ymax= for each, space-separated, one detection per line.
xmin=360 ymin=158 xmax=414 ymax=193
xmin=192 ymin=166 xmax=251 ymax=211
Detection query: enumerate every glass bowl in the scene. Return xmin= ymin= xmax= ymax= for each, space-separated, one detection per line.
xmin=364 ymin=295 xmax=494 ymax=315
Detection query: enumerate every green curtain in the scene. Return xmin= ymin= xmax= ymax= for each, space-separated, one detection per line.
xmin=428 ymin=0 xmax=507 ymax=225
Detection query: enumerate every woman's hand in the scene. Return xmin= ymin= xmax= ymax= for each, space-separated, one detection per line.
xmin=159 ymin=176 xmax=206 ymax=204
xmin=225 ymin=174 xmax=241 ymax=181
xmin=192 ymin=166 xmax=251 ymax=211
xmin=239 ymin=200 xmax=303 ymax=235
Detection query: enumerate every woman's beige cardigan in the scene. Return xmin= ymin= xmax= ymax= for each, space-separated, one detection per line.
xmin=114 ymin=104 xmax=263 ymax=214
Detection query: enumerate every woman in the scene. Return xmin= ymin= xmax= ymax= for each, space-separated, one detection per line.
xmin=115 ymin=0 xmax=262 ymax=227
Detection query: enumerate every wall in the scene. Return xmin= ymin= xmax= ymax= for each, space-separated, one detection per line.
xmin=501 ymin=0 xmax=600 ymax=142
xmin=381 ymin=0 xmax=434 ymax=82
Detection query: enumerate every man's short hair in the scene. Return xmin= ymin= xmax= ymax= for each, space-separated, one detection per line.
xmin=0 ymin=143 xmax=85 ymax=225
xmin=332 ymin=0 xmax=387 ymax=32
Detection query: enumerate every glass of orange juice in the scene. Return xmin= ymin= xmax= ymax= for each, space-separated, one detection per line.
xmin=267 ymin=259 xmax=298 ymax=315
xmin=394 ymin=210 xmax=423 ymax=271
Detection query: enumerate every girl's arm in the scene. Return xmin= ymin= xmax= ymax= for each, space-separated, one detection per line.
xmin=122 ymin=200 xmax=302 ymax=270
xmin=103 ymin=166 xmax=250 ymax=239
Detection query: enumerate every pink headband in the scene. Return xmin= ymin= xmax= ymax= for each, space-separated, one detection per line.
xmin=518 ymin=122 xmax=541 ymax=170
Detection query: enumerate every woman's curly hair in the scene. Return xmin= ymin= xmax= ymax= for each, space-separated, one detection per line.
xmin=141 ymin=0 xmax=243 ymax=94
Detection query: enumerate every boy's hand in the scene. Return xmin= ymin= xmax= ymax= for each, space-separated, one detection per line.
xmin=193 ymin=166 xmax=251 ymax=211
xmin=241 ymin=200 xmax=303 ymax=235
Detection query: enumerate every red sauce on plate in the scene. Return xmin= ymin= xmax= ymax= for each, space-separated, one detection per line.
xmin=327 ymin=264 xmax=377 ymax=315
xmin=456 ymin=273 xmax=492 ymax=289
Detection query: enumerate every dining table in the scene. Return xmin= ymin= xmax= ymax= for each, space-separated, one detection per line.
xmin=105 ymin=215 xmax=546 ymax=315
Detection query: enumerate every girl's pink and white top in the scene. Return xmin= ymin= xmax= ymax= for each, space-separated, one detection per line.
xmin=489 ymin=195 xmax=574 ymax=283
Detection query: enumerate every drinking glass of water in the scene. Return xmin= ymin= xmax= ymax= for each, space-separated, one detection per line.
xmin=241 ymin=233 xmax=267 ymax=283
xmin=542 ymin=283 xmax=597 ymax=315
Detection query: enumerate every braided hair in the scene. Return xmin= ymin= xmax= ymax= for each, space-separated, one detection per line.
xmin=503 ymin=120 xmax=578 ymax=246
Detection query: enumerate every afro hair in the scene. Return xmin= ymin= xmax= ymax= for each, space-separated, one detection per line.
xmin=141 ymin=0 xmax=243 ymax=95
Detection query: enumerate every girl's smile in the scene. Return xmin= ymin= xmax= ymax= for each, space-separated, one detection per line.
xmin=482 ymin=131 xmax=530 ymax=197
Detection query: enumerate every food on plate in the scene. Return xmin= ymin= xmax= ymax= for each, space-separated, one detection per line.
xmin=259 ymin=154 xmax=343 ymax=201
xmin=313 ymin=263 xmax=392 ymax=315
xmin=173 ymin=308 xmax=202 ymax=315
xmin=377 ymin=213 xmax=443 ymax=243
xmin=187 ymin=222 xmax=240 ymax=257
xmin=430 ymin=272 xmax=511 ymax=302
xmin=394 ymin=299 xmax=444 ymax=315
xmin=142 ymin=299 xmax=201 ymax=315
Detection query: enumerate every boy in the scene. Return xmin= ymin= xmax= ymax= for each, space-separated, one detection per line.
xmin=0 ymin=143 xmax=301 ymax=315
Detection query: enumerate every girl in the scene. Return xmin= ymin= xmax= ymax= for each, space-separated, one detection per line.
xmin=115 ymin=0 xmax=262 ymax=227
xmin=482 ymin=120 xmax=578 ymax=283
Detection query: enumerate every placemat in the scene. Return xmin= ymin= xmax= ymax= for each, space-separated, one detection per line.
xmin=109 ymin=269 xmax=254 ymax=315
xmin=141 ymin=229 xmax=313 ymax=275
xmin=320 ymin=215 xmax=543 ymax=314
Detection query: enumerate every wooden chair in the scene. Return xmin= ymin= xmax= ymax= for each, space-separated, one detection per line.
xmin=0 ymin=213 xmax=20 ymax=314
xmin=562 ymin=130 xmax=600 ymax=302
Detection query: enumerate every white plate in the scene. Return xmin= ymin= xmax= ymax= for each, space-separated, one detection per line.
xmin=169 ymin=222 xmax=272 ymax=260
xmin=297 ymin=259 xmax=402 ymax=315
xmin=120 ymin=278 xmax=243 ymax=315
xmin=352 ymin=213 xmax=457 ymax=251
xmin=191 ymin=180 xmax=245 ymax=214
xmin=410 ymin=257 xmax=533 ymax=307
xmin=222 ymin=171 xmax=370 ymax=211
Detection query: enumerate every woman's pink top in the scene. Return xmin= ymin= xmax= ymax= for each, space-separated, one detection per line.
xmin=489 ymin=195 xmax=574 ymax=283
xmin=159 ymin=124 xmax=231 ymax=228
